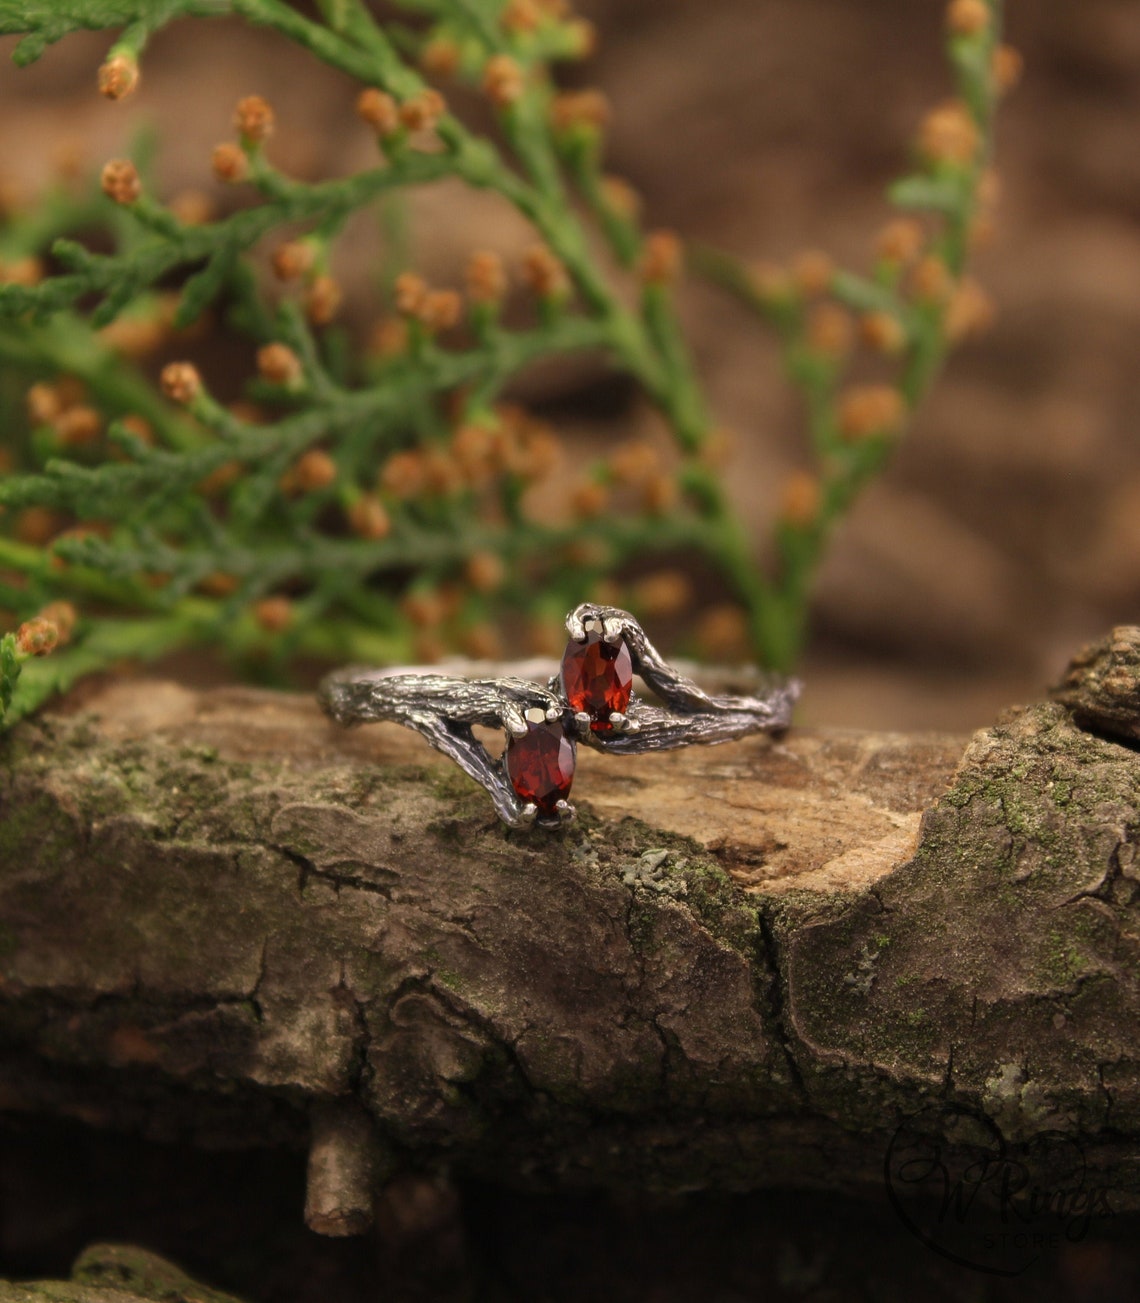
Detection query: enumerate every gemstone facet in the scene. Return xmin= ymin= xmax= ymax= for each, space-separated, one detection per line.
xmin=505 ymin=714 xmax=576 ymax=814
xmin=560 ymin=625 xmax=634 ymax=731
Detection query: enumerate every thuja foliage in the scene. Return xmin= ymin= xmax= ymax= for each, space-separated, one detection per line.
xmin=0 ymin=0 xmax=1018 ymax=726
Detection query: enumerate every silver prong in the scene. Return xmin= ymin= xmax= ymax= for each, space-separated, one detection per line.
xmin=545 ymin=705 xmax=563 ymax=722
xmin=555 ymin=799 xmax=576 ymax=824
xmin=508 ymin=802 xmax=538 ymax=829
xmin=566 ymin=609 xmax=587 ymax=641
xmin=503 ymin=705 xmax=528 ymax=738
xmin=574 ymin=710 xmax=591 ymax=729
xmin=609 ymin=711 xmax=626 ymax=730
xmin=601 ymin=616 xmax=624 ymax=645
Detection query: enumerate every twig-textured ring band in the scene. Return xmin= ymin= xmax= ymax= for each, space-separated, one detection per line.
xmin=318 ymin=603 xmax=801 ymax=828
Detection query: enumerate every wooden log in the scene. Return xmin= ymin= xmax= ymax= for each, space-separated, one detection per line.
xmin=1 ymin=640 xmax=1138 ymax=1229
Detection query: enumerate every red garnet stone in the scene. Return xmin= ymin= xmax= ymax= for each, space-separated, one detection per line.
xmin=560 ymin=627 xmax=633 ymax=731
xmin=506 ymin=713 xmax=576 ymax=815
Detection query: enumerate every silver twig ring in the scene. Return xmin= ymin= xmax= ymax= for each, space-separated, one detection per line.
xmin=318 ymin=604 xmax=801 ymax=829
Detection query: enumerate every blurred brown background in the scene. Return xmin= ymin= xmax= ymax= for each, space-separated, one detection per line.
xmin=2 ymin=0 xmax=1138 ymax=731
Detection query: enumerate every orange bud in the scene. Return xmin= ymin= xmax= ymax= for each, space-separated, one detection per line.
xmin=805 ymin=303 xmax=853 ymax=357
xmin=608 ymin=440 xmax=659 ymax=486
xmin=421 ymin=38 xmax=460 ymax=78
xmin=160 ymin=362 xmax=202 ymax=405
xmin=791 ymin=250 xmax=833 ymax=297
xmin=394 ymin=271 xmax=429 ymax=317
xmin=253 ymin=596 xmax=293 ymax=632
xmin=946 ymin=0 xmax=989 ymax=37
xmin=779 ymin=471 xmax=822 ymax=527
xmin=211 ymin=142 xmax=248 ymax=184
xmin=945 ymin=277 xmax=995 ymax=342
xmin=402 ymin=590 xmax=446 ymax=628
xmin=976 ymin=167 xmax=1001 ymax=210
xmin=697 ymin=605 xmax=749 ymax=662
xmin=169 ymin=189 xmax=214 ymax=226
xmin=550 ymin=89 xmax=610 ymax=134
xmin=271 ymin=241 xmax=315 ymax=281
xmin=382 ymin=450 xmax=427 ymax=498
xmin=699 ymin=427 xmax=736 ymax=469
xmin=98 ymin=54 xmax=139 ymax=100
xmin=571 ymin=481 xmax=608 ymax=519
xmin=288 ymin=449 xmax=337 ymax=493
xmin=461 ymin=623 xmax=503 ymax=661
xmin=837 ymin=385 xmax=907 ymax=441
xmin=639 ymin=230 xmax=683 ymax=286
xmin=118 ymin=414 xmax=154 ymax=445
xmin=482 ymin=54 xmax=525 ymax=109
xmin=634 ymin=571 xmax=693 ymax=618
xmin=599 ymin=175 xmax=641 ymax=221
xmin=749 ymin=260 xmax=793 ymax=304
xmin=992 ymin=44 xmax=1023 ymax=94
xmin=465 ymin=250 xmax=507 ymax=305
xmin=465 ymin=550 xmax=506 ymax=593
xmin=198 ymin=571 xmax=240 ymax=597
xmin=15 ymin=617 xmax=58 ymax=657
xmin=876 ymin=219 xmax=925 ymax=266
xmin=910 ymin=254 xmax=953 ymax=304
xmin=399 ymin=89 xmax=446 ymax=132
xmin=235 ymin=95 xmax=275 ymax=144
xmin=418 ymin=289 xmax=462 ymax=333
xmin=501 ymin=0 xmax=541 ymax=32
xmin=356 ymin=88 xmax=400 ymax=137
xmin=0 ymin=256 xmax=43 ymax=286
xmin=98 ymin=314 xmax=166 ymax=358
xmin=38 ymin=601 xmax=78 ymax=644
xmin=54 ymin=405 xmax=102 ymax=447
xmin=642 ymin=473 xmax=678 ymax=515
xmin=101 ymin=159 xmax=141 ymax=205
xmin=304 ymin=275 xmax=342 ymax=325
xmin=421 ymin=448 xmax=463 ymax=495
xmin=521 ymin=245 xmax=569 ymax=299
xmin=508 ymin=422 xmax=559 ymax=482
xmin=369 ymin=318 xmax=410 ymax=359
xmin=859 ymin=310 xmax=907 ymax=355
xmin=197 ymin=459 xmax=243 ymax=497
xmin=14 ymin=507 xmax=61 ymax=546
xmin=918 ymin=100 xmax=980 ymax=167
xmin=563 ymin=18 xmax=596 ymax=57
xmin=26 ymin=383 xmax=62 ymax=427
xmin=450 ymin=423 xmax=498 ymax=483
xmin=526 ymin=617 xmax=564 ymax=659
xmin=347 ymin=495 xmax=391 ymax=540
xmin=256 ymin=342 xmax=303 ymax=386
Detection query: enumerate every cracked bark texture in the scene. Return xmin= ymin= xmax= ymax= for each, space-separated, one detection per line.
xmin=1 ymin=651 xmax=1139 ymax=1219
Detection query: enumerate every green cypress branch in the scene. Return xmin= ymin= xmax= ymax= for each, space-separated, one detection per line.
xmin=0 ymin=0 xmax=1015 ymax=721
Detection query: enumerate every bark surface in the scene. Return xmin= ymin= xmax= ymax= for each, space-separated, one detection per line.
xmin=1 ymin=641 xmax=1139 ymax=1222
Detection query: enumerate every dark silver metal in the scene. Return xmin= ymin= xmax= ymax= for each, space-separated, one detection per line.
xmin=319 ymin=602 xmax=800 ymax=829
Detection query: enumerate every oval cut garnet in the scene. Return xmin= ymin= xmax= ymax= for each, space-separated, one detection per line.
xmin=560 ymin=629 xmax=633 ymax=731
xmin=506 ymin=717 xmax=575 ymax=815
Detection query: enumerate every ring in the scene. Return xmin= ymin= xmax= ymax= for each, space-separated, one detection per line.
xmin=318 ymin=603 xmax=801 ymax=829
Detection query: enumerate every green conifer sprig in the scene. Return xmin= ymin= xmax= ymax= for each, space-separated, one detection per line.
xmin=0 ymin=0 xmax=1013 ymax=724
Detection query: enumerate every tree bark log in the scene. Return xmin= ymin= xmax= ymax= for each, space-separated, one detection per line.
xmin=2 ymin=649 xmax=1139 ymax=1228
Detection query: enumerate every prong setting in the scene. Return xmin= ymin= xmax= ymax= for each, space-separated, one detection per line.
xmin=503 ymin=705 xmax=529 ymax=738
xmin=508 ymin=802 xmax=538 ymax=829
